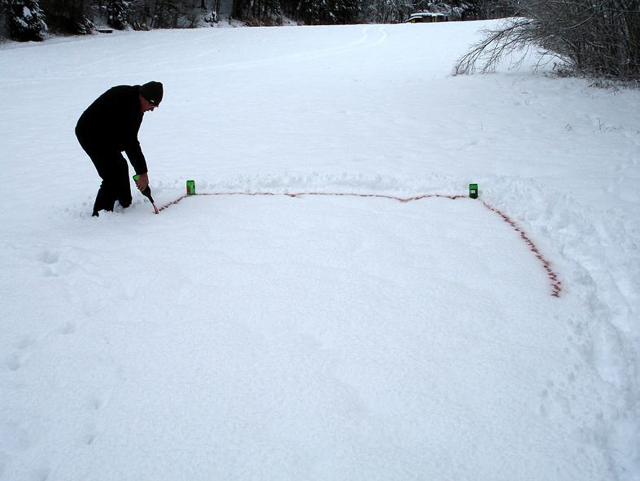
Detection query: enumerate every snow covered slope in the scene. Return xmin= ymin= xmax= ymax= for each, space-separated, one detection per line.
xmin=1 ymin=21 xmax=639 ymax=481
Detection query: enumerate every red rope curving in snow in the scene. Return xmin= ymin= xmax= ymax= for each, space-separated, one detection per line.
xmin=157 ymin=194 xmax=189 ymax=212
xmin=480 ymin=201 xmax=563 ymax=298
xmin=156 ymin=191 xmax=562 ymax=297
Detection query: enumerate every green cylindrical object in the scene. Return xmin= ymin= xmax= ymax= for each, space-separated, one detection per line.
xmin=186 ymin=180 xmax=196 ymax=195
xmin=469 ymin=183 xmax=478 ymax=199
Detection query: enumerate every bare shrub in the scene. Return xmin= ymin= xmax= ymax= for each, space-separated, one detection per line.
xmin=455 ymin=0 xmax=640 ymax=81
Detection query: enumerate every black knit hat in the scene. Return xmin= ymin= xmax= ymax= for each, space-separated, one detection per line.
xmin=140 ymin=81 xmax=163 ymax=106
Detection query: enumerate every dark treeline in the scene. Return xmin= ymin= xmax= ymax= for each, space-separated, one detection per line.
xmin=0 ymin=0 xmax=505 ymax=41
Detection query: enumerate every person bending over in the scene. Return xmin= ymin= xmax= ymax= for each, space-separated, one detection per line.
xmin=76 ymin=81 xmax=163 ymax=217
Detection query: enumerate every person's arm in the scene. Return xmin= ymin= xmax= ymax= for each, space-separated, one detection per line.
xmin=124 ymin=90 xmax=149 ymax=188
xmin=124 ymin=110 xmax=149 ymax=185
xmin=125 ymin=139 xmax=148 ymax=178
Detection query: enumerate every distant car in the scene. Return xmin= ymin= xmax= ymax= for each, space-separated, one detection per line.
xmin=405 ymin=12 xmax=449 ymax=23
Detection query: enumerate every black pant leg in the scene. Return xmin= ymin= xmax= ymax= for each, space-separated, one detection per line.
xmin=79 ymin=140 xmax=132 ymax=215
xmin=93 ymin=178 xmax=116 ymax=215
xmin=92 ymin=153 xmax=132 ymax=214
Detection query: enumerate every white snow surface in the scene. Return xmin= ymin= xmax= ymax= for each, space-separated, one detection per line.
xmin=1 ymin=21 xmax=639 ymax=481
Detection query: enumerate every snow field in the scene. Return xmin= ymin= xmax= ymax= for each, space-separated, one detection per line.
xmin=1 ymin=20 xmax=639 ymax=481
xmin=2 ymin=195 xmax=606 ymax=480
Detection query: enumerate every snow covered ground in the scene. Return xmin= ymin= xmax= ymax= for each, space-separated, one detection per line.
xmin=1 ymin=21 xmax=639 ymax=481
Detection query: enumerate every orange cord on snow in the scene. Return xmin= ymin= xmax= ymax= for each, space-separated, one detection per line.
xmin=157 ymin=194 xmax=189 ymax=213
xmin=480 ymin=201 xmax=563 ymax=298
xmin=157 ymin=191 xmax=563 ymax=298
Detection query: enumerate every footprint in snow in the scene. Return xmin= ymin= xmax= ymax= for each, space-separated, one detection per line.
xmin=56 ymin=321 xmax=76 ymax=336
xmin=5 ymin=335 xmax=39 ymax=371
xmin=0 ymin=452 xmax=8 ymax=478
xmin=39 ymin=250 xmax=60 ymax=277
xmin=31 ymin=466 xmax=51 ymax=481
xmin=0 ymin=422 xmax=31 ymax=452
xmin=86 ymin=395 xmax=104 ymax=411
xmin=38 ymin=250 xmax=59 ymax=265
xmin=16 ymin=336 xmax=36 ymax=350
xmin=81 ymin=423 xmax=98 ymax=446
xmin=5 ymin=353 xmax=23 ymax=371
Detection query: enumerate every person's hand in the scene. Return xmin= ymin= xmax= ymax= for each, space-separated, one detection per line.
xmin=135 ymin=173 xmax=149 ymax=191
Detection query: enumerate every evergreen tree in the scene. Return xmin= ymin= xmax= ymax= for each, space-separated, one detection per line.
xmin=40 ymin=0 xmax=92 ymax=33
xmin=107 ymin=0 xmax=131 ymax=28
xmin=328 ymin=0 xmax=360 ymax=23
xmin=5 ymin=0 xmax=48 ymax=40
xmin=284 ymin=0 xmax=326 ymax=24
xmin=364 ymin=0 xmax=412 ymax=24
xmin=150 ymin=0 xmax=180 ymax=27
xmin=236 ymin=0 xmax=282 ymax=24
xmin=126 ymin=0 xmax=150 ymax=29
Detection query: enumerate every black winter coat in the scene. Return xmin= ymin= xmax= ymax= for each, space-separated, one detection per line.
xmin=76 ymin=85 xmax=148 ymax=175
